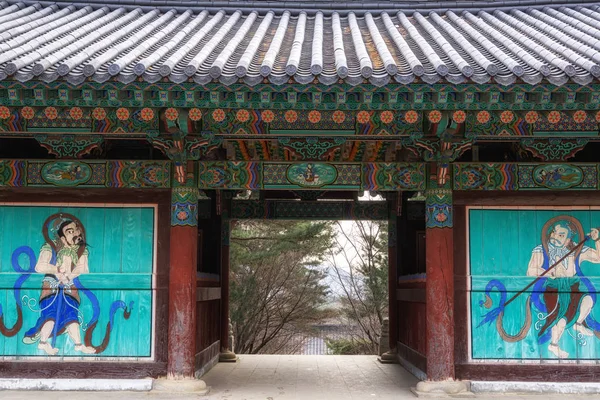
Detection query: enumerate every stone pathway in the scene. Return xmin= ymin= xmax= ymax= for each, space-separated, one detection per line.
xmin=3 ymin=355 xmax=600 ymax=399
xmin=200 ymin=354 xmax=416 ymax=399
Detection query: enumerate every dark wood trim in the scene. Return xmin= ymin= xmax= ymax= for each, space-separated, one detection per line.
xmin=231 ymin=199 xmax=389 ymax=220
xmin=220 ymin=196 xmax=232 ymax=353
xmin=397 ymin=341 xmax=427 ymax=375
xmin=0 ymin=362 xmax=167 ymax=379
xmin=194 ymin=340 xmax=220 ymax=376
xmin=453 ymin=205 xmax=469 ymax=365
xmin=196 ymin=299 xmax=221 ymax=355
xmin=220 ymin=245 xmax=230 ymax=352
xmin=197 ymin=287 xmax=221 ymax=301
xmin=396 ymin=288 xmax=426 ymax=303
xmin=197 ymin=278 xmax=220 ymax=287
xmin=453 ymin=275 xmax=469 ymax=292
xmin=456 ymin=364 xmax=600 ymax=382
xmin=0 ymin=188 xmax=171 ymax=371
xmin=0 ymin=188 xmax=171 ymax=202
xmin=155 ymin=195 xmax=170 ymax=364
xmin=398 ymin=279 xmax=425 ymax=288
xmin=388 ymin=206 xmax=399 ymax=351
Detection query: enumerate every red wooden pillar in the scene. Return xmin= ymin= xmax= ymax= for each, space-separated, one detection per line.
xmin=425 ymin=185 xmax=454 ymax=381
xmin=168 ymin=186 xmax=199 ymax=378
xmin=219 ymin=191 xmax=236 ymax=361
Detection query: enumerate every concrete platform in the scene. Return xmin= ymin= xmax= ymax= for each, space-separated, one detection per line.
xmin=471 ymin=381 xmax=600 ymax=395
xmin=0 ymin=378 xmax=152 ymax=391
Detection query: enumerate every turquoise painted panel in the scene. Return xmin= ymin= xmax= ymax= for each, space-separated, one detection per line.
xmin=470 ymin=209 xmax=600 ymax=360
xmin=41 ymin=162 xmax=92 ymax=186
xmin=0 ymin=205 xmax=154 ymax=358
xmin=286 ymin=163 xmax=338 ymax=188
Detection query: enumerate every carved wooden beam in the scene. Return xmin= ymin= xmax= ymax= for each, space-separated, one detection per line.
xmin=404 ymin=138 xmax=473 ymax=185
xmin=149 ymin=133 xmax=222 ymax=184
xmin=34 ymin=134 xmax=103 ymax=158
xmin=520 ymin=138 xmax=589 ymax=161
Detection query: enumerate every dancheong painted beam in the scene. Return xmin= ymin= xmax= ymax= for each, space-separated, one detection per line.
xmin=454 ymin=163 xmax=600 ymax=191
xmin=2 ymin=160 xmax=599 ymax=192
xmin=198 ymin=162 xmax=600 ymax=192
xmin=1 ymin=107 xmax=598 ymax=143
xmin=197 ymin=161 xmax=425 ymax=191
xmin=0 ymin=160 xmax=171 ymax=188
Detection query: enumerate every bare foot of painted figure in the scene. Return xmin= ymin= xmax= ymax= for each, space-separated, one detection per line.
xmin=74 ymin=344 xmax=96 ymax=354
xmin=548 ymin=343 xmax=569 ymax=358
xmin=574 ymin=323 xmax=594 ymax=336
xmin=38 ymin=341 xmax=59 ymax=355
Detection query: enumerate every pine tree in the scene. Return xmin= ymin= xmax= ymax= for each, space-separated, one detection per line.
xmin=326 ymin=220 xmax=389 ymax=354
xmin=230 ymin=220 xmax=334 ymax=354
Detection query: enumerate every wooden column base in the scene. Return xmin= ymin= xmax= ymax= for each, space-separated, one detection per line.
xmin=219 ymin=350 xmax=238 ymax=363
xmin=154 ymin=378 xmax=209 ymax=394
xmin=378 ymin=350 xmax=398 ymax=364
xmin=412 ymin=381 xmax=470 ymax=397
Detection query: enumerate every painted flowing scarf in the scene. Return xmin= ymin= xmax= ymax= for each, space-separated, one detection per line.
xmin=479 ymin=241 xmax=600 ymax=344
xmin=0 ymin=245 xmax=133 ymax=353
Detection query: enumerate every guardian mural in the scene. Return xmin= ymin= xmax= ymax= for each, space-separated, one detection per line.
xmin=0 ymin=205 xmax=154 ymax=357
xmin=471 ymin=209 xmax=600 ymax=360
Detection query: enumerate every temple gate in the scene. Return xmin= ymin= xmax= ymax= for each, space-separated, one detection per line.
xmin=0 ymin=0 xmax=600 ymax=390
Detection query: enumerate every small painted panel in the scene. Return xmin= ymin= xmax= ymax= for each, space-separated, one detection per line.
xmin=286 ymin=163 xmax=337 ymax=188
xmin=362 ymin=163 xmax=425 ymax=191
xmin=531 ymin=164 xmax=583 ymax=189
xmin=107 ymin=161 xmax=171 ymax=188
xmin=0 ymin=160 xmax=26 ymax=186
xmin=453 ymin=164 xmax=517 ymax=191
xmin=264 ymin=163 xmax=360 ymax=190
xmin=425 ymin=188 xmax=452 ymax=228
xmin=198 ymin=161 xmax=261 ymax=190
xmin=41 ymin=162 xmax=92 ymax=186
xmin=0 ymin=205 xmax=154 ymax=358
xmin=470 ymin=208 xmax=600 ymax=360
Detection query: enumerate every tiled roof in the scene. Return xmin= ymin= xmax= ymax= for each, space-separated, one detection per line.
xmin=1 ymin=1 xmax=600 ymax=86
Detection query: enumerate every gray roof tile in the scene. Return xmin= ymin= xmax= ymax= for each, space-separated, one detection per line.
xmin=1 ymin=0 xmax=600 ymax=86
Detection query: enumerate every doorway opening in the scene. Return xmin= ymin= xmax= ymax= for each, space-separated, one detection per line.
xmin=195 ymin=190 xmax=427 ymax=391
xmin=229 ymin=219 xmax=389 ymax=356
